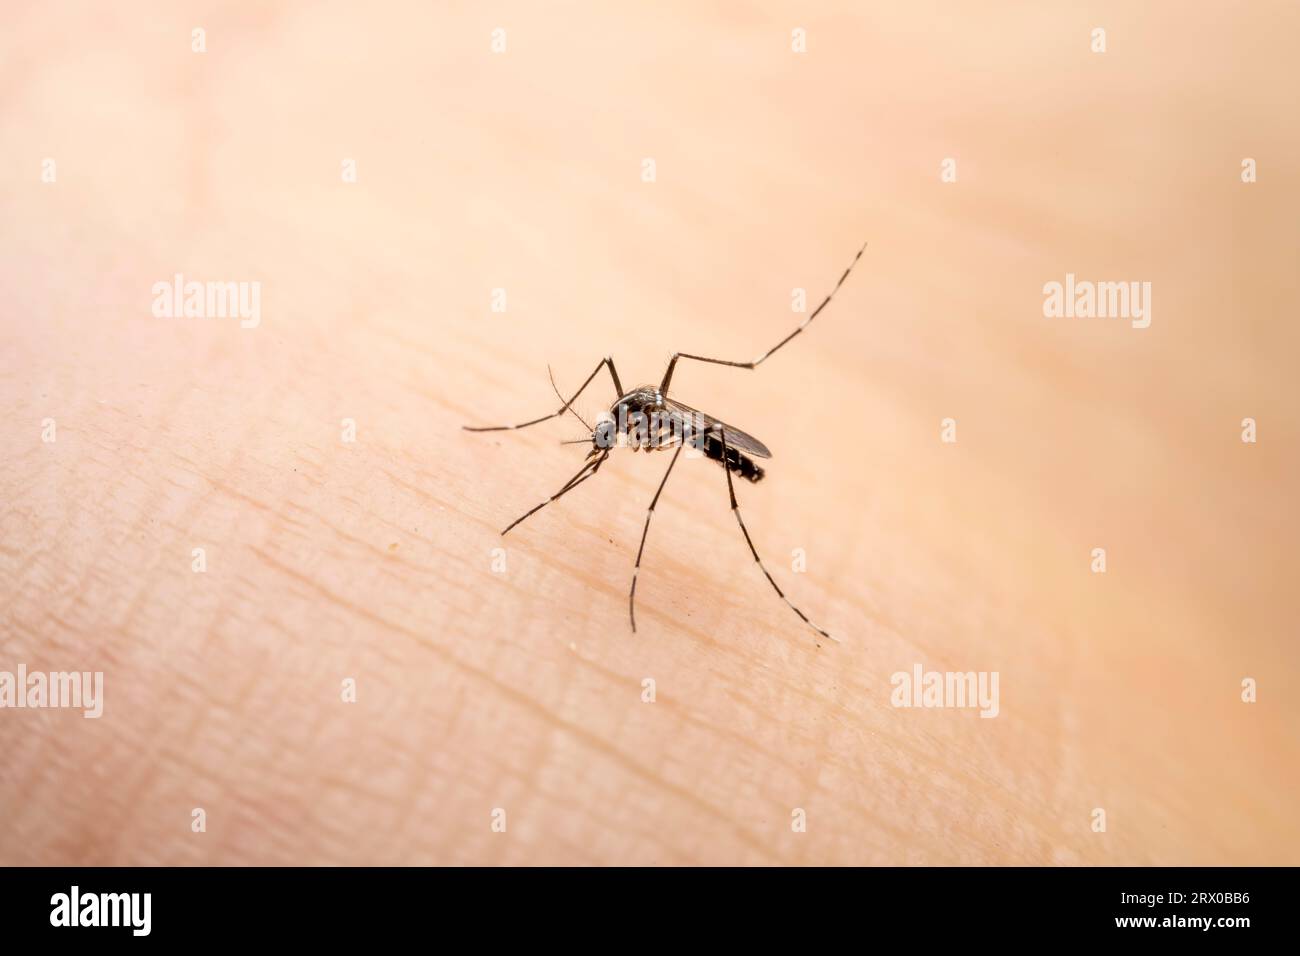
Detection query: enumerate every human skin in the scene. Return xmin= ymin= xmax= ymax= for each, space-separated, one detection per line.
xmin=2 ymin=2 xmax=1298 ymax=865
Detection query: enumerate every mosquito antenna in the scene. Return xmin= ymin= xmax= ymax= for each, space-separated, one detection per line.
xmin=549 ymin=365 xmax=593 ymax=432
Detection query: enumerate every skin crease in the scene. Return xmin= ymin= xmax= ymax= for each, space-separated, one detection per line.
xmin=1 ymin=2 xmax=1298 ymax=865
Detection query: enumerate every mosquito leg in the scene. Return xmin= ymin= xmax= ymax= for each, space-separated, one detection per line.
xmin=501 ymin=451 xmax=608 ymax=536
xmin=658 ymin=241 xmax=867 ymax=398
xmin=465 ymin=356 xmax=624 ymax=432
xmin=717 ymin=426 xmax=835 ymax=642
xmin=629 ymin=444 xmax=683 ymax=633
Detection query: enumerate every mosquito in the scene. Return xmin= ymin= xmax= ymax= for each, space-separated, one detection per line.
xmin=464 ymin=241 xmax=867 ymax=641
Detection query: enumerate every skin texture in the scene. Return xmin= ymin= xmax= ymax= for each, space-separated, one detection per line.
xmin=2 ymin=2 xmax=1298 ymax=865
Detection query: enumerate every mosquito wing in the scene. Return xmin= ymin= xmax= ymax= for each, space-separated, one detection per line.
xmin=662 ymin=397 xmax=772 ymax=459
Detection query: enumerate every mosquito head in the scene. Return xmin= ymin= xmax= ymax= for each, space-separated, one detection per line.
xmin=593 ymin=410 xmax=617 ymax=450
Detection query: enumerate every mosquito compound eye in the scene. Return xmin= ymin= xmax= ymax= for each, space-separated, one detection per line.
xmin=594 ymin=415 xmax=616 ymax=449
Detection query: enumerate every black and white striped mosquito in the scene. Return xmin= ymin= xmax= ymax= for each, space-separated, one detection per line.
xmin=465 ymin=241 xmax=867 ymax=641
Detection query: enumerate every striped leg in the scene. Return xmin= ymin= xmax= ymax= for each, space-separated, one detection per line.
xmin=501 ymin=451 xmax=608 ymax=536
xmin=629 ymin=444 xmax=683 ymax=632
xmin=465 ymin=356 xmax=623 ymax=432
xmin=657 ymin=241 xmax=867 ymax=398
xmin=719 ymin=426 xmax=834 ymax=642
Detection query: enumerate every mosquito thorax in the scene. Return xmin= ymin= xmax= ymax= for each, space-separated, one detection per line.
xmin=612 ymin=387 xmax=661 ymax=416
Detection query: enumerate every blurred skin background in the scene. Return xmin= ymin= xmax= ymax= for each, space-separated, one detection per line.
xmin=1 ymin=1 xmax=1297 ymax=864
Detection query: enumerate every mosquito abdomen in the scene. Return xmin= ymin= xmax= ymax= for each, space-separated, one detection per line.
xmin=704 ymin=436 xmax=766 ymax=483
